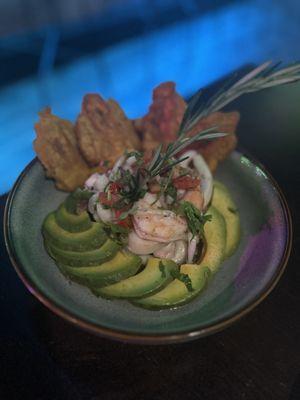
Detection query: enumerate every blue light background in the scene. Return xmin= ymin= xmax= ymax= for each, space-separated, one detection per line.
xmin=0 ymin=0 xmax=299 ymax=193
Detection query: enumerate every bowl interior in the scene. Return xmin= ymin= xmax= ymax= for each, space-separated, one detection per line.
xmin=6 ymin=151 xmax=289 ymax=340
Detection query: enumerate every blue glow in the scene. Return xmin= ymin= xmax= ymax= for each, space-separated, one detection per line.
xmin=0 ymin=0 xmax=299 ymax=193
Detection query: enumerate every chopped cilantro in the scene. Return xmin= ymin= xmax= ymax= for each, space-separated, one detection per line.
xmin=165 ymin=183 xmax=177 ymax=203
xmin=103 ymin=222 xmax=129 ymax=245
xmin=125 ymin=150 xmax=143 ymax=159
xmin=118 ymin=170 xmax=146 ymax=204
xmin=177 ymin=201 xmax=212 ymax=238
xmin=171 ymin=269 xmax=193 ymax=292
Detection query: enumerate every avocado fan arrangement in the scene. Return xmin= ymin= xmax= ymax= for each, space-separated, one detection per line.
xmin=43 ymin=181 xmax=240 ymax=310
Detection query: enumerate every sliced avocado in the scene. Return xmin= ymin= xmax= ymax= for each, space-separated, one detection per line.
xmin=47 ymin=238 xmax=120 ymax=267
xmin=43 ymin=213 xmax=106 ymax=251
xmin=64 ymin=188 xmax=93 ymax=214
xmin=133 ymin=264 xmax=211 ymax=309
xmin=93 ymin=257 xmax=178 ymax=299
xmin=201 ymin=206 xmax=227 ymax=273
xmin=55 ymin=203 xmax=92 ymax=233
xmin=133 ymin=206 xmax=225 ymax=309
xmin=212 ymin=180 xmax=241 ymax=258
xmin=58 ymin=251 xmax=142 ymax=288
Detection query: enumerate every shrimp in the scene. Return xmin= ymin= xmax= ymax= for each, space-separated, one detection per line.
xmin=183 ymin=189 xmax=204 ymax=211
xmin=128 ymin=231 xmax=164 ymax=255
xmin=154 ymin=240 xmax=187 ymax=264
xmin=133 ymin=207 xmax=187 ymax=243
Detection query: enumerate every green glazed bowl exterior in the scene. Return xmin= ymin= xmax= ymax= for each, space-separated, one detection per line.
xmin=4 ymin=151 xmax=292 ymax=344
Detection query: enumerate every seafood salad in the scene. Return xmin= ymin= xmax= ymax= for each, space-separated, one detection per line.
xmin=42 ymin=128 xmax=241 ymax=310
xmin=86 ymin=150 xmax=213 ymax=265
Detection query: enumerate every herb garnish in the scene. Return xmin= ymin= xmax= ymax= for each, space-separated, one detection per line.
xmin=228 ymin=206 xmax=238 ymax=214
xmin=177 ymin=201 xmax=212 ymax=239
xmin=146 ymin=128 xmax=225 ymax=179
xmin=102 ymin=222 xmax=129 ymax=245
xmin=124 ymin=150 xmax=144 ymax=166
xmin=110 ymin=169 xmax=147 ymax=210
xmin=164 ymin=183 xmax=177 ymax=204
xmin=148 ymin=63 xmax=300 ymax=181
xmin=171 ymin=269 xmax=194 ymax=292
xmin=119 ymin=174 xmax=146 ymax=205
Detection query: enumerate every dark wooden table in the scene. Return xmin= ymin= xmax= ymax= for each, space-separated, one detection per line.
xmin=1 ymin=82 xmax=300 ymax=400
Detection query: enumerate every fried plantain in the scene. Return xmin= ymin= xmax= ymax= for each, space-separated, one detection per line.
xmin=137 ymin=82 xmax=239 ymax=171
xmin=34 ymin=108 xmax=99 ymax=191
xmin=186 ymin=111 xmax=240 ymax=172
xmin=135 ymin=82 xmax=186 ymax=153
xmin=75 ymin=94 xmax=141 ymax=167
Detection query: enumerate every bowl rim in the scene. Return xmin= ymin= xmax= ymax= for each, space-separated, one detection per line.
xmin=3 ymin=152 xmax=292 ymax=344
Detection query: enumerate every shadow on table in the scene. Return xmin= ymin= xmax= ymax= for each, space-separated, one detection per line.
xmin=290 ymin=372 xmax=300 ymax=400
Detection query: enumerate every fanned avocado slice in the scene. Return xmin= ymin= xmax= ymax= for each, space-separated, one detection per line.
xmin=64 ymin=188 xmax=93 ymax=214
xmin=58 ymin=251 xmax=142 ymax=288
xmin=133 ymin=206 xmax=225 ymax=310
xmin=200 ymin=206 xmax=226 ymax=273
xmin=55 ymin=203 xmax=92 ymax=233
xmin=212 ymin=181 xmax=241 ymax=258
xmin=47 ymin=238 xmax=120 ymax=267
xmin=92 ymin=257 xmax=178 ymax=299
xmin=132 ymin=265 xmax=210 ymax=310
xmin=43 ymin=213 xmax=106 ymax=251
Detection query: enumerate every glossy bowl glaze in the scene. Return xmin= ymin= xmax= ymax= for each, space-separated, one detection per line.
xmin=4 ymin=150 xmax=292 ymax=344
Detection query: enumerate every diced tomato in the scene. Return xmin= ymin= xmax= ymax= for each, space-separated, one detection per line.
xmin=172 ymin=176 xmax=200 ymax=190
xmin=98 ymin=183 xmax=122 ymax=207
xmin=114 ymin=209 xmax=124 ymax=219
xmin=114 ymin=209 xmax=133 ymax=228
xmin=116 ymin=216 xmax=133 ymax=229
xmin=109 ymin=182 xmax=121 ymax=194
xmin=98 ymin=192 xmax=120 ymax=207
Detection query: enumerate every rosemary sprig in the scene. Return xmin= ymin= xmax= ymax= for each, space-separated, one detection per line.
xmin=148 ymin=127 xmax=226 ymax=177
xmin=179 ymin=61 xmax=300 ymax=135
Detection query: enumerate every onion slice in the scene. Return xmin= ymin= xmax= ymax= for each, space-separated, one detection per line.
xmin=85 ymin=173 xmax=99 ymax=190
xmin=109 ymin=155 xmax=126 ymax=179
xmin=187 ymin=234 xmax=199 ymax=263
xmin=96 ymin=203 xmax=113 ymax=222
xmin=128 ymin=231 xmax=164 ymax=255
xmin=88 ymin=193 xmax=99 ymax=214
xmin=192 ymin=154 xmax=213 ymax=209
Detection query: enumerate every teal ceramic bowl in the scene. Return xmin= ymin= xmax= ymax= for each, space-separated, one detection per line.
xmin=4 ymin=150 xmax=292 ymax=344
